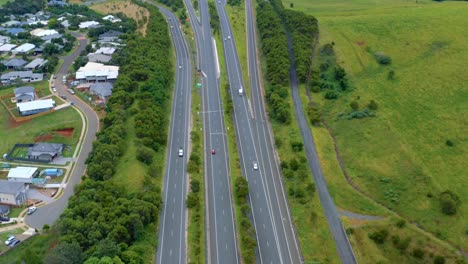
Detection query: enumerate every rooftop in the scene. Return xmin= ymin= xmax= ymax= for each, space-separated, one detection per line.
xmin=14 ymin=86 xmax=35 ymax=95
xmin=4 ymin=58 xmax=27 ymax=67
xmin=7 ymin=167 xmax=38 ymax=179
xmin=0 ymin=180 xmax=25 ymax=194
xmin=24 ymin=58 xmax=47 ymax=69
xmin=17 ymin=98 xmax=54 ymax=112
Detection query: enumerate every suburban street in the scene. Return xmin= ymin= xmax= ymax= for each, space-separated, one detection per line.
xmin=285 ymin=19 xmax=358 ymax=264
xmin=184 ymin=0 xmax=240 ymax=263
xmin=156 ymin=7 xmax=192 ymax=264
xmin=25 ymin=33 xmax=100 ymax=228
xmin=215 ymin=1 xmax=303 ymax=263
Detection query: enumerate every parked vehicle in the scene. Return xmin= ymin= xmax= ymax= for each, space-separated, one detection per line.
xmin=4 ymin=235 xmax=15 ymax=246
xmin=27 ymin=206 xmax=37 ymax=215
xmin=62 ymin=76 xmax=66 ymax=84
xmin=9 ymin=239 xmax=20 ymax=247
xmin=68 ymin=89 xmax=75 ymax=95
xmin=60 ymin=95 xmax=67 ymax=100
xmin=0 ymin=216 xmax=10 ymax=222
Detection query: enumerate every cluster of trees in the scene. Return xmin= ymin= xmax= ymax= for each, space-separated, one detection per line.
xmin=156 ymin=0 xmax=184 ymax=11
xmin=256 ymin=2 xmax=291 ymax=124
xmin=235 ymin=176 xmax=257 ymax=263
xmin=0 ymin=0 xmax=44 ymax=21
xmin=283 ymin=10 xmax=318 ymax=83
xmin=208 ymin=2 xmax=220 ymax=33
xmin=46 ymin=180 xmax=161 ymax=263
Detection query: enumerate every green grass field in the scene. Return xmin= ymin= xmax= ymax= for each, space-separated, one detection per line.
xmin=0 ymin=106 xmax=82 ymax=158
xmin=283 ymin=0 xmax=467 ymax=255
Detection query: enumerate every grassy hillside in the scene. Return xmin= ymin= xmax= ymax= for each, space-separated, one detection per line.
xmin=283 ymin=0 xmax=467 ymax=256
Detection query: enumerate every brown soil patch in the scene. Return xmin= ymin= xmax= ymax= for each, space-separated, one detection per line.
xmin=54 ymin=128 xmax=74 ymax=137
xmin=35 ymin=134 xmax=54 ymax=142
xmin=90 ymin=1 xmax=150 ymax=35
xmin=8 ymin=116 xmax=30 ymax=128
xmin=356 ymin=41 xmax=366 ymax=46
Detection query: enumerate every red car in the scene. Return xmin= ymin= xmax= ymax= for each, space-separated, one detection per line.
xmin=211 ymin=149 xmax=216 ymax=155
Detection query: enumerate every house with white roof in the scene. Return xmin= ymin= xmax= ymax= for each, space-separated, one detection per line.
xmin=30 ymin=28 xmax=58 ymax=37
xmin=0 ymin=44 xmax=17 ymax=52
xmin=102 ymin=15 xmax=122 ymax=23
xmin=7 ymin=167 xmax=39 ymax=183
xmin=75 ymin=62 xmax=119 ymax=83
xmin=79 ymin=21 xmax=100 ymax=29
xmin=12 ymin=43 xmax=35 ymax=54
xmin=17 ymin=98 xmax=55 ymax=116
xmin=95 ymin=47 xmax=116 ymax=55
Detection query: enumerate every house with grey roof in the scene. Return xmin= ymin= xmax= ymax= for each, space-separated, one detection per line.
xmin=87 ymin=53 xmax=112 ymax=63
xmin=0 ymin=35 xmax=10 ymax=44
xmin=99 ymin=30 xmax=123 ymax=43
xmin=3 ymin=58 xmax=28 ymax=69
xmin=14 ymin=86 xmax=35 ymax=102
xmin=1 ymin=71 xmax=43 ymax=84
xmin=0 ymin=180 xmax=28 ymax=206
xmin=27 ymin=143 xmax=63 ymax=162
xmin=90 ymin=82 xmax=113 ymax=100
xmin=24 ymin=58 xmax=48 ymax=70
xmin=41 ymin=33 xmax=62 ymax=41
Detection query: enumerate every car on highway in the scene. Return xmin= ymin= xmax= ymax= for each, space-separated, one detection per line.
xmin=179 ymin=65 xmax=182 ymax=69
xmin=253 ymin=162 xmax=258 ymax=170
xmin=178 ymin=147 xmax=184 ymax=157
xmin=227 ymin=35 xmax=231 ymax=40
xmin=9 ymin=239 xmax=20 ymax=247
xmin=211 ymin=149 xmax=216 ymax=155
xmin=27 ymin=206 xmax=37 ymax=215
xmin=4 ymin=235 xmax=15 ymax=246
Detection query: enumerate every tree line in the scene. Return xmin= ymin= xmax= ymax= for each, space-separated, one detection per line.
xmin=35 ymin=4 xmax=173 ymax=264
xmin=256 ymin=1 xmax=291 ymax=124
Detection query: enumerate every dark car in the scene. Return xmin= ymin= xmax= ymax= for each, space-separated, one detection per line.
xmin=0 ymin=216 xmax=10 ymax=222
xmin=60 ymin=95 xmax=67 ymax=100
xmin=9 ymin=239 xmax=20 ymax=247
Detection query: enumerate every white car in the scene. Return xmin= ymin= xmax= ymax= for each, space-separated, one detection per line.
xmin=179 ymin=65 xmax=182 ymax=69
xmin=227 ymin=35 xmax=231 ymax=40
xmin=218 ymin=0 xmax=221 ymax=3
xmin=253 ymin=162 xmax=258 ymax=170
xmin=4 ymin=235 xmax=15 ymax=246
xmin=27 ymin=206 xmax=37 ymax=215
xmin=52 ymin=87 xmax=57 ymax=92
xmin=178 ymin=147 xmax=184 ymax=157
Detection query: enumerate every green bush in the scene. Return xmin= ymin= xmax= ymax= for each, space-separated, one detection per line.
xmin=434 ymin=256 xmax=446 ymax=264
xmin=396 ymin=219 xmax=406 ymax=228
xmin=368 ymin=229 xmax=389 ymax=244
xmin=445 ymin=140 xmax=454 ymax=147
xmin=375 ymin=52 xmax=392 ymax=65
xmin=290 ymin=141 xmax=304 ymax=152
xmin=350 ymin=100 xmax=359 ymax=110
xmin=412 ymin=248 xmax=425 ymax=259
xmin=439 ymin=190 xmax=461 ymax=215
xmin=368 ymin=100 xmax=378 ymax=110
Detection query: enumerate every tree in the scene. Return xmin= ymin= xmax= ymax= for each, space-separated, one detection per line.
xmin=186 ymin=193 xmax=199 ymax=208
xmin=334 ymin=66 xmax=346 ymax=80
xmin=48 ymin=18 xmax=59 ymax=29
xmin=46 ymin=242 xmax=84 ymax=264
xmin=368 ymin=100 xmax=378 ymax=110
xmin=368 ymin=229 xmax=388 ymax=244
xmin=434 ymin=256 xmax=446 ymax=264
xmin=136 ymin=146 xmax=154 ymax=165
xmin=43 ymin=43 xmax=59 ymax=56
xmin=191 ymin=179 xmax=200 ymax=193
xmin=307 ymin=104 xmax=320 ymax=125
xmin=388 ymin=70 xmax=395 ymax=80
xmin=439 ymin=190 xmax=461 ymax=215
xmin=350 ymin=100 xmax=359 ymax=110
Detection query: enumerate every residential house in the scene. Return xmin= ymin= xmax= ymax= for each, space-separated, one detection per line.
xmin=0 ymin=180 xmax=28 ymax=206
xmin=60 ymin=20 xmax=70 ymax=28
xmin=7 ymin=167 xmax=38 ymax=183
xmin=75 ymin=62 xmax=119 ymax=83
xmin=90 ymin=82 xmax=113 ymax=101
xmin=1 ymin=20 xmax=20 ymax=27
xmin=48 ymin=0 xmax=68 ymax=6
xmin=0 ymin=44 xmax=17 ymax=53
xmin=6 ymin=28 xmax=26 ymax=36
xmin=41 ymin=33 xmax=61 ymax=41
xmin=79 ymin=21 xmax=100 ymax=29
xmin=102 ymin=15 xmax=122 ymax=23
xmin=98 ymin=30 xmax=123 ymax=43
xmin=3 ymin=58 xmax=27 ymax=69
xmin=24 ymin=58 xmax=48 ymax=70
xmin=27 ymin=142 xmax=63 ymax=161
xmin=1 ymin=71 xmax=43 ymax=84
xmin=12 ymin=43 xmax=35 ymax=54
xmin=30 ymin=28 xmax=58 ymax=37
xmin=87 ymin=53 xmax=112 ymax=63
xmin=0 ymin=35 xmax=10 ymax=44
xmin=14 ymin=86 xmax=35 ymax=102
xmin=17 ymin=98 xmax=55 ymax=116
xmin=95 ymin=47 xmax=116 ymax=55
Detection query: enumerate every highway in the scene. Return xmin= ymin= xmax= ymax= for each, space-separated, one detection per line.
xmin=156 ymin=8 xmax=192 ymax=264
xmin=26 ymin=33 xmax=100 ymax=228
xmin=184 ymin=0 xmax=240 ymax=263
xmin=215 ymin=1 xmax=303 ymax=263
xmin=284 ymin=11 xmax=358 ymax=264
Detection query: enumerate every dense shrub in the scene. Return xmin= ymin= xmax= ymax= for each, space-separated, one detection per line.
xmin=434 ymin=256 xmax=446 ymax=264
xmin=439 ymin=190 xmax=461 ymax=215
xmin=375 ymin=52 xmax=392 ymax=65
xmin=368 ymin=229 xmax=389 ymax=244
xmin=412 ymin=248 xmax=425 ymax=259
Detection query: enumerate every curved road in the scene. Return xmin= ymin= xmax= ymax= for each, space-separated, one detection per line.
xmin=26 ymin=33 xmax=100 ymax=228
xmin=156 ymin=7 xmax=192 ymax=264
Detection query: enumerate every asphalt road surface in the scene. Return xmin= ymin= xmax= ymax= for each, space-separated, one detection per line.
xmin=156 ymin=8 xmax=192 ymax=264
xmin=184 ymin=0 xmax=240 ymax=263
xmin=26 ymin=33 xmax=100 ymax=228
xmin=285 ymin=16 xmax=358 ymax=264
xmin=215 ymin=1 xmax=304 ymax=263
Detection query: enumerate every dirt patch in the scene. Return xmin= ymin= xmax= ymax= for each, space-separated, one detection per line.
xmin=8 ymin=116 xmax=30 ymax=128
xmin=90 ymin=1 xmax=150 ymax=35
xmin=39 ymin=188 xmax=58 ymax=197
xmin=356 ymin=41 xmax=366 ymax=46
xmin=53 ymin=128 xmax=74 ymax=137
xmin=35 ymin=134 xmax=54 ymax=142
